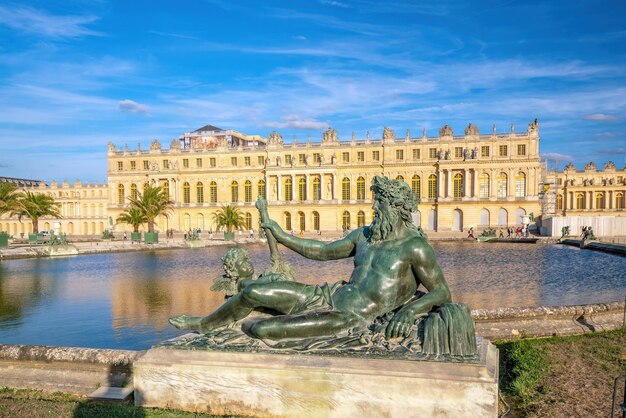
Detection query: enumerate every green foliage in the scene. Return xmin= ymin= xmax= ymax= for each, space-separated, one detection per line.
xmin=126 ymin=185 xmax=173 ymax=233
xmin=10 ymin=190 xmax=62 ymax=234
xmin=212 ymin=205 xmax=245 ymax=232
xmin=0 ymin=182 xmax=24 ymax=216
xmin=116 ymin=207 xmax=148 ymax=232
xmin=497 ymin=339 xmax=548 ymax=406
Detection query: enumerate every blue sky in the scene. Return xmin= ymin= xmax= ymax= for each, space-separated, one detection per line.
xmin=0 ymin=0 xmax=625 ymax=183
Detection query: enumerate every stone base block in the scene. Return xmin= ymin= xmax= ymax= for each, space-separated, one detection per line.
xmin=134 ymin=339 xmax=499 ymax=417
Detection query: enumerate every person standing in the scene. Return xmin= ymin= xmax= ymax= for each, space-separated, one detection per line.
xmin=467 ymin=227 xmax=475 ymax=239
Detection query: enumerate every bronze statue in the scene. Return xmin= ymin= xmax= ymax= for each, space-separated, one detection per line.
xmin=170 ymin=176 xmax=461 ymax=346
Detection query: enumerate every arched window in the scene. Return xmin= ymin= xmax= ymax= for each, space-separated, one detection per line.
xmin=616 ymin=192 xmax=625 ymax=209
xmin=428 ymin=175 xmax=437 ymax=199
xmin=143 ymin=182 xmax=149 ymax=192
xmin=497 ymin=173 xmax=508 ymax=198
xmin=210 ymin=181 xmax=217 ymax=203
xmin=284 ymin=212 xmax=292 ymax=231
xmin=298 ymin=211 xmax=306 ymax=231
xmin=342 ymin=211 xmax=351 ymax=230
xmin=284 ymin=178 xmax=293 ymax=201
xmin=312 ymin=211 xmax=320 ymax=231
xmin=244 ymin=180 xmax=252 ymax=202
xmin=515 ymin=172 xmax=526 ymax=197
xmin=453 ymin=173 xmax=463 ymax=198
xmin=595 ymin=192 xmax=604 ymax=209
xmin=196 ymin=182 xmax=204 ymax=203
xmin=557 ymin=194 xmax=563 ymax=210
xmin=117 ymin=184 xmax=125 ymax=205
xmin=411 ymin=175 xmax=421 ymax=199
xmin=130 ymin=183 xmax=138 ymax=200
xmin=396 ymin=175 xmax=404 ymax=182
xmin=312 ymin=177 xmax=321 ymax=200
xmin=298 ymin=178 xmax=307 ymax=201
xmin=245 ymin=212 xmax=252 ymax=230
xmin=162 ymin=180 xmax=169 ymax=198
xmin=183 ymin=182 xmax=190 ymax=203
xmin=356 ymin=177 xmax=366 ymax=200
xmin=197 ymin=214 xmax=204 ymax=230
xmin=342 ymin=177 xmax=351 ymax=200
xmin=257 ymin=180 xmax=266 ymax=199
xmin=479 ymin=173 xmax=490 ymax=198
xmin=231 ymin=181 xmax=239 ymax=202
xmin=357 ymin=210 xmax=365 ymax=228
xmin=576 ymin=193 xmax=584 ymax=209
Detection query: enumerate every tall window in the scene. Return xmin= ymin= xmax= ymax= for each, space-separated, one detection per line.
xmin=428 ymin=175 xmax=437 ymax=199
xmin=342 ymin=152 xmax=350 ymax=162
xmin=130 ymin=161 xmax=136 ymax=170
xmin=357 ymin=211 xmax=365 ymax=228
xmin=298 ymin=178 xmax=307 ymax=201
xmin=412 ymin=149 xmax=420 ymax=160
xmin=616 ymin=192 xmax=624 ymax=209
xmin=210 ymin=158 xmax=216 ymax=167
xmin=231 ymin=157 xmax=237 ymax=166
xmin=117 ymin=161 xmax=123 ymax=171
xmin=595 ymin=193 xmax=604 ymax=209
xmin=210 ymin=181 xmax=217 ymax=203
xmin=231 ymin=181 xmax=239 ymax=202
xmin=342 ymin=211 xmax=351 ymax=230
xmin=285 ymin=212 xmax=292 ymax=231
xmin=312 ymin=177 xmax=321 ymax=200
xmin=576 ymin=193 xmax=584 ymax=209
xmin=245 ymin=213 xmax=252 ymax=230
xmin=196 ymin=182 xmax=204 ymax=203
xmin=244 ymin=157 xmax=251 ymax=166
xmin=515 ymin=172 xmax=526 ymax=197
xmin=312 ymin=211 xmax=320 ymax=231
xmin=183 ymin=182 xmax=190 ymax=203
xmin=313 ymin=153 xmax=321 ymax=164
xmin=429 ymin=148 xmax=437 ymax=159
xmin=196 ymin=158 xmax=203 ymax=168
xmin=453 ymin=173 xmax=464 ymax=198
xmin=284 ymin=178 xmax=293 ymax=201
xmin=258 ymin=156 xmax=265 ymax=166
xmin=117 ymin=184 xmax=125 ymax=205
xmin=162 ymin=180 xmax=169 ymax=198
xmin=298 ymin=212 xmax=305 ymax=231
xmin=183 ymin=159 xmax=189 ymax=168
xmin=342 ymin=177 xmax=351 ymax=200
xmin=143 ymin=160 xmax=149 ymax=170
xmin=517 ymin=144 xmax=526 ymax=156
xmin=396 ymin=149 xmax=404 ymax=160
xmin=356 ymin=177 xmax=365 ymax=200
xmin=497 ymin=173 xmax=508 ymax=198
xmin=372 ymin=151 xmax=380 ymax=161
xmin=257 ymin=180 xmax=266 ymax=199
xmin=244 ymin=181 xmax=252 ymax=202
xmin=499 ymin=145 xmax=508 ymax=157
xmin=481 ymin=146 xmax=490 ymax=157
xmin=557 ymin=194 xmax=563 ymax=210
xmin=143 ymin=182 xmax=149 ymax=192
xmin=479 ymin=173 xmax=490 ymax=198
xmin=130 ymin=183 xmax=138 ymax=200
xmin=357 ymin=151 xmax=364 ymax=162
xmin=454 ymin=147 xmax=463 ymax=158
xmin=411 ymin=175 xmax=421 ymax=199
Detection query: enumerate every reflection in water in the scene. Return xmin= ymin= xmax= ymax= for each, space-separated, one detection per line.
xmin=0 ymin=242 xmax=624 ymax=350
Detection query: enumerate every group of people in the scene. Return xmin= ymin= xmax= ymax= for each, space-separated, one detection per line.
xmin=497 ymin=226 xmax=530 ymax=239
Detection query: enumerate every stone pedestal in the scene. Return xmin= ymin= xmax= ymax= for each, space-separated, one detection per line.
xmin=134 ymin=339 xmax=499 ymax=417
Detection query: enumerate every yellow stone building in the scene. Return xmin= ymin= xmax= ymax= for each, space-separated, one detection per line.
xmin=106 ymin=121 xmax=543 ymax=233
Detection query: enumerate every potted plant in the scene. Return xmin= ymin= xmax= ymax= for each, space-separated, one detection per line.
xmin=116 ymin=207 xmax=148 ymax=242
xmin=212 ymin=205 xmax=245 ymax=241
xmin=126 ymin=185 xmax=173 ymax=244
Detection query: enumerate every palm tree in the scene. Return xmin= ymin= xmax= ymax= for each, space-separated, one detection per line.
xmin=127 ymin=185 xmax=173 ymax=233
xmin=116 ymin=207 xmax=148 ymax=233
xmin=11 ymin=191 xmax=61 ymax=234
xmin=0 ymin=182 xmax=24 ymax=217
xmin=212 ymin=205 xmax=245 ymax=233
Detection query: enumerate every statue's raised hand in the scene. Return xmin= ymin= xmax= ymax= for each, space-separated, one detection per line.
xmin=260 ymin=219 xmax=279 ymax=234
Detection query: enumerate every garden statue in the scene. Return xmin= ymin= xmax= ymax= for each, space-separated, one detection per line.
xmin=169 ymin=176 xmax=477 ymax=359
xmin=582 ymin=226 xmax=597 ymax=243
xmin=561 ymin=226 xmax=570 ymax=239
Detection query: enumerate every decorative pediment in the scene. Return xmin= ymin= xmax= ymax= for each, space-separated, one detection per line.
xmin=564 ymin=162 xmax=575 ymax=171
xmin=527 ymin=118 xmax=539 ymax=135
xmin=604 ymin=161 xmax=615 ymax=170
xmin=382 ymin=126 xmax=396 ymax=142
xmin=439 ymin=124 xmax=453 ymax=137
xmin=464 ymin=123 xmax=479 ymax=136
xmin=584 ymin=162 xmax=596 ymax=171
xmin=268 ymin=130 xmax=283 ymax=145
xmin=150 ymin=139 xmax=161 ymax=151
xmin=322 ymin=127 xmax=338 ymax=144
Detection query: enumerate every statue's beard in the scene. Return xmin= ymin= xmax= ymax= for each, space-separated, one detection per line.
xmin=370 ymin=207 xmax=398 ymax=242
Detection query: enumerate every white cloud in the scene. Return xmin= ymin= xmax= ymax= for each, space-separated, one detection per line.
xmin=0 ymin=5 xmax=101 ymax=38
xmin=118 ymin=100 xmax=149 ymax=114
xmin=542 ymin=152 xmax=574 ymax=161
xmin=320 ymin=0 xmax=350 ymax=8
xmin=264 ymin=115 xmax=328 ymax=130
xmin=584 ymin=113 xmax=618 ymax=122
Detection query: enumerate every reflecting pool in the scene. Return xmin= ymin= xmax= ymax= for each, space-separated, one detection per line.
xmin=0 ymin=242 xmax=624 ymax=350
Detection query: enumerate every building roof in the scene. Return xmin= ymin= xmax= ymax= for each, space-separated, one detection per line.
xmin=193 ymin=124 xmax=223 ymax=133
xmin=0 ymin=176 xmax=46 ymax=187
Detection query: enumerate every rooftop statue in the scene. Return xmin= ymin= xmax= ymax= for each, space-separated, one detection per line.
xmin=169 ymin=176 xmax=476 ymax=359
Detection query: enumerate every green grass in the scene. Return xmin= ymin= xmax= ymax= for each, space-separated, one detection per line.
xmin=496 ymin=338 xmax=549 ymax=406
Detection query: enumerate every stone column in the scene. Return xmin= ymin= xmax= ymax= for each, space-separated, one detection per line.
xmin=508 ymin=169 xmax=515 ymax=198
xmin=333 ymin=174 xmax=339 ymax=200
xmin=265 ymin=176 xmax=269 ymax=201
xmin=490 ymin=170 xmax=497 ymax=199
xmin=447 ymin=170 xmax=452 ymax=198
xmin=473 ymin=169 xmax=479 ymax=198
xmin=438 ymin=171 xmax=445 ymax=199
xmin=464 ymin=169 xmax=470 ymax=197
xmin=608 ymin=191 xmax=613 ymax=209
xmin=588 ymin=191 xmax=593 ymax=210
xmin=277 ymin=176 xmax=282 ymax=201
xmin=305 ymin=174 xmax=310 ymax=202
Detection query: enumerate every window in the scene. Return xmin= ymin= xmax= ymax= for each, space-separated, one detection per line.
xmin=481 ymin=146 xmax=490 ymax=157
xmin=257 ymin=180 xmax=266 ymax=199
xmin=557 ymin=194 xmax=563 ymax=210
xmin=183 ymin=182 xmax=190 ymax=203
xmin=517 ymin=144 xmax=526 ymax=156
xmin=497 ymin=173 xmax=508 ymax=198
xmin=143 ymin=182 xmax=149 ymax=192
xmin=412 ymin=149 xmax=420 ymax=160
xmin=285 ymin=212 xmax=292 ymax=231
xmin=595 ymin=193 xmax=604 ymax=209
xmin=372 ymin=151 xmax=380 ymax=161
xmin=429 ymin=148 xmax=437 ymax=159
xmin=130 ymin=184 xmax=138 ymax=200
xmin=455 ymin=147 xmax=463 ymax=158
xmin=453 ymin=173 xmax=464 ymax=198
xmin=357 ymin=177 xmax=366 ymax=200
xmin=615 ymin=192 xmax=624 ymax=209
xmin=244 ymin=181 xmax=252 ymax=202
xmin=342 ymin=152 xmax=350 ymax=163
xmin=313 ymin=153 xmax=321 ymax=164
xmin=117 ymin=161 xmax=123 ymax=171
xmin=298 ymin=178 xmax=306 ymax=201
xmin=396 ymin=150 xmax=404 ymax=160
xmin=285 ymin=155 xmax=292 ymax=165
xmin=196 ymin=182 xmax=204 ymax=203
xmin=396 ymin=175 xmax=404 ymax=182
xmin=162 ymin=180 xmax=169 ymax=198
xmin=231 ymin=181 xmax=239 ymax=202
xmin=143 ymin=160 xmax=149 ymax=170
xmin=210 ymin=182 xmax=217 ymax=203
xmin=245 ymin=213 xmax=252 ymax=230
xmin=183 ymin=159 xmax=189 ymax=168
xmin=210 ymin=158 xmax=216 ymax=167
xmin=515 ymin=172 xmax=526 ymax=197
xmin=312 ymin=177 xmax=321 ymax=200
xmin=244 ymin=157 xmax=251 ymax=166
xmin=163 ymin=159 xmax=169 ymax=169
xmin=312 ymin=211 xmax=320 ymax=231
xmin=411 ymin=175 xmax=421 ymax=198
xmin=118 ymin=185 xmax=125 ymax=205
xmin=357 ymin=151 xmax=364 ymax=162
xmin=299 ymin=154 xmax=306 ymax=164
xmin=196 ymin=158 xmax=202 ymax=168
xmin=576 ymin=193 xmax=584 ymax=210
xmin=298 ymin=212 xmax=305 ymax=231
xmin=479 ymin=173 xmax=490 ymax=198
xmin=258 ymin=156 xmax=265 ymax=166
xmin=342 ymin=211 xmax=351 ymax=230
xmin=130 ymin=161 xmax=136 ymax=170
xmin=231 ymin=157 xmax=237 ymax=166
xmin=428 ymin=175 xmax=437 ymax=199
xmin=499 ymin=145 xmax=508 ymax=157
xmin=284 ymin=178 xmax=293 ymax=201
xmin=357 ymin=211 xmax=365 ymax=228
xmin=342 ymin=177 xmax=351 ymax=200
